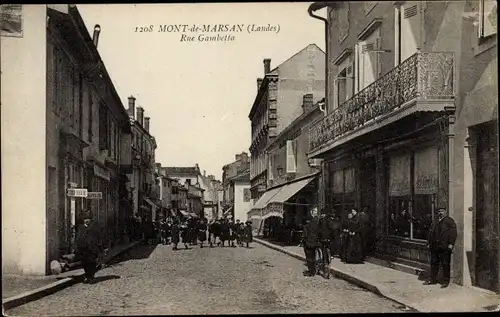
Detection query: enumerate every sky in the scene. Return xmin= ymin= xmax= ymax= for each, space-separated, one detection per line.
xmin=78 ymin=3 xmax=326 ymax=181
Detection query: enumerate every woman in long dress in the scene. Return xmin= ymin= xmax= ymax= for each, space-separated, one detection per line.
xmin=345 ymin=209 xmax=364 ymax=264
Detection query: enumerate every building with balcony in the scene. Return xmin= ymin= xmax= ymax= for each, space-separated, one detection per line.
xmin=308 ymin=1 xmax=498 ymax=292
xmin=125 ymin=96 xmax=159 ymax=226
xmin=248 ymin=95 xmax=324 ymax=241
xmin=2 ymin=5 xmax=132 ymax=275
xmin=249 ymin=45 xmax=326 ymax=203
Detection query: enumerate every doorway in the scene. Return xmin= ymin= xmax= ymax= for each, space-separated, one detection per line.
xmin=475 ymin=121 xmax=499 ymax=292
xmin=360 ymin=156 xmax=377 ymax=255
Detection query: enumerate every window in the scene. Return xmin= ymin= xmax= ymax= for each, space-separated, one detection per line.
xmin=286 ymin=139 xmax=297 ymax=173
xmin=186 ymin=179 xmax=191 ymax=186
xmin=479 ymin=0 xmax=497 ymax=38
xmin=88 ymin=87 xmax=93 ymax=142
xmin=243 ymin=188 xmax=251 ymax=202
xmin=388 ymin=146 xmax=439 ymax=240
xmin=99 ymin=104 xmax=108 ymax=151
xmin=357 ymin=34 xmax=381 ymax=90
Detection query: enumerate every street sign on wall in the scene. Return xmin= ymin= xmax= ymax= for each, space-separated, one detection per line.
xmin=87 ymin=192 xmax=103 ymax=199
xmin=67 ymin=188 xmax=88 ymax=197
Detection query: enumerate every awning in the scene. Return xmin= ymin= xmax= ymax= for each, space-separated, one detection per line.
xmin=262 ymin=211 xmax=285 ymax=220
xmin=251 ymin=186 xmax=283 ymax=210
xmin=179 ymin=210 xmax=189 ymax=217
xmin=265 ymin=175 xmax=316 ymax=207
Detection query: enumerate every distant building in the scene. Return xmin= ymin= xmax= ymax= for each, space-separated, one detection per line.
xmin=221 ymin=152 xmax=251 ymax=221
xmin=248 ymin=44 xmax=325 ymax=205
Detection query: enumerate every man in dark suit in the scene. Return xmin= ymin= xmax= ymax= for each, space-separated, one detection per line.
xmin=302 ymin=207 xmax=320 ymax=277
xmin=75 ymin=211 xmax=105 ymax=284
xmin=425 ymin=207 xmax=457 ymax=288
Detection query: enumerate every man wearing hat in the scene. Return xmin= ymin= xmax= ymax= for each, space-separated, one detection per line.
xmin=243 ymin=220 xmax=253 ymax=248
xmin=75 ymin=211 xmax=104 ymax=284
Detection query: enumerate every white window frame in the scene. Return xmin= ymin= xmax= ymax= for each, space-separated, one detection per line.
xmin=478 ymin=0 xmax=497 ymax=38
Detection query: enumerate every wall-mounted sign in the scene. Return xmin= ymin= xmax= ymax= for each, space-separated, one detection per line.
xmin=67 ymin=188 xmax=88 ymax=197
xmin=94 ymin=164 xmax=111 ymax=181
xmin=87 ymin=192 xmax=103 ymax=199
xmin=1 ymin=5 xmax=22 ymax=38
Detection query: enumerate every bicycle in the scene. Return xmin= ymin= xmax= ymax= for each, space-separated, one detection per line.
xmin=315 ymin=240 xmax=331 ymax=279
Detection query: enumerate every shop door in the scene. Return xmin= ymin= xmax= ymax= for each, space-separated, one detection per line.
xmin=475 ymin=122 xmax=499 ymax=292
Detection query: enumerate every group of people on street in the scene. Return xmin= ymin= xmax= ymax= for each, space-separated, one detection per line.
xmin=300 ymin=205 xmax=457 ymax=288
xmin=170 ymin=217 xmax=253 ymax=250
xmin=301 ymin=206 xmax=372 ymax=277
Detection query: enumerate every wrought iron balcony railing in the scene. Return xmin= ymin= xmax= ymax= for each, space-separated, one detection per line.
xmin=309 ymin=51 xmax=454 ymax=154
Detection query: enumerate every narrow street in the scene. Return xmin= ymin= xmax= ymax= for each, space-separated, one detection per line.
xmin=7 ymin=243 xmax=406 ymax=315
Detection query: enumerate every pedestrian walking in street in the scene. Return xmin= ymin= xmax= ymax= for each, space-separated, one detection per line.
xmin=235 ymin=219 xmax=243 ymax=246
xmin=220 ymin=219 xmax=229 ymax=247
xmin=75 ymin=211 xmax=106 ymax=284
xmin=180 ymin=221 xmax=190 ymax=249
xmin=340 ymin=212 xmax=349 ymax=263
xmin=198 ymin=218 xmax=208 ymax=248
xmin=228 ymin=219 xmax=237 ymax=247
xmin=302 ymin=207 xmax=320 ymax=277
xmin=171 ymin=219 xmax=180 ymax=250
xmin=425 ymin=207 xmax=457 ymax=288
xmin=209 ymin=219 xmax=221 ymax=247
xmin=345 ymin=208 xmax=364 ymax=264
xmin=243 ymin=221 xmax=253 ymax=248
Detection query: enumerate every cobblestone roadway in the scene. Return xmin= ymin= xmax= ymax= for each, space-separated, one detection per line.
xmin=7 ymin=243 xmax=407 ymax=315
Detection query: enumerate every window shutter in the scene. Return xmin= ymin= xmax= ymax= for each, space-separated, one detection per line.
xmin=346 ymin=62 xmax=354 ymax=99
xmin=354 ymin=43 xmax=360 ymax=93
xmin=286 ymin=140 xmax=297 ymax=173
xmin=400 ymin=2 xmax=421 ymax=61
xmin=268 ymin=152 xmax=274 ymax=181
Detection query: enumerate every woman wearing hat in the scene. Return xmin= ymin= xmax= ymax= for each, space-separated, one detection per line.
xmin=242 ymin=221 xmax=253 ymax=248
xmin=75 ymin=211 xmax=104 ymax=284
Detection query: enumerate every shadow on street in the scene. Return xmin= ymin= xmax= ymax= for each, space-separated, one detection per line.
xmin=106 ymin=244 xmax=157 ymax=266
xmin=92 ymin=275 xmax=121 ymax=284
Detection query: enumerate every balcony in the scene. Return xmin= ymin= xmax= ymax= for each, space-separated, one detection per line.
xmin=309 ymin=51 xmax=455 ymax=157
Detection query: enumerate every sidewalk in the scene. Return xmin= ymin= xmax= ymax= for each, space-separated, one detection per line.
xmin=254 ymin=237 xmax=500 ymax=313
xmin=2 ymin=240 xmax=141 ymax=311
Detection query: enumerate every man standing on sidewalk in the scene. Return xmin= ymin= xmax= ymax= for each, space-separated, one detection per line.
xmin=75 ymin=212 xmax=104 ymax=284
xmin=425 ymin=207 xmax=457 ymax=288
xmin=302 ymin=207 xmax=320 ymax=277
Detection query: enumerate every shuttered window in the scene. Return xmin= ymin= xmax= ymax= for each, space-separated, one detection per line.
xmin=400 ymin=2 xmax=421 ymax=62
xmin=286 ymin=140 xmax=297 ymax=173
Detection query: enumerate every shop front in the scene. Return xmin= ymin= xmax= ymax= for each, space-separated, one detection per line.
xmin=249 ymin=174 xmax=318 ymax=243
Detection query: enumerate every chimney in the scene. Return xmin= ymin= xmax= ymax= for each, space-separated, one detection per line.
xmin=92 ymin=24 xmax=101 ymax=48
xmin=263 ymin=58 xmax=271 ymax=74
xmin=203 ymin=170 xmax=206 ymax=177
xmin=136 ymin=107 xmax=144 ymax=126
xmin=302 ymin=94 xmax=314 ymax=113
xmin=195 ymin=163 xmax=200 ymax=172
xmin=144 ymin=117 xmax=150 ymax=132
xmin=127 ymin=96 xmax=136 ymax=118
xmin=235 ymin=154 xmax=241 ymax=161
xmin=257 ymin=78 xmax=263 ymax=91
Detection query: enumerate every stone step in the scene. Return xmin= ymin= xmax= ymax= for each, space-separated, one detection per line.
xmin=365 ymin=255 xmax=427 ymax=277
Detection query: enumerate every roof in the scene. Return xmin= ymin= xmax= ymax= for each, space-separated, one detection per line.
xmin=163 ymin=167 xmax=199 ymax=176
xmin=248 ymin=44 xmax=324 ymax=120
xmin=226 ymin=169 xmax=250 ymax=183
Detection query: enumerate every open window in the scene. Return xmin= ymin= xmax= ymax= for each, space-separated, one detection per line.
xmin=395 ymin=2 xmax=421 ymax=65
xmin=355 ymin=18 xmax=384 ymax=91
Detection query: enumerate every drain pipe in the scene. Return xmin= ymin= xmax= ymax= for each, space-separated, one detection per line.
xmin=308 ymin=2 xmax=331 ymax=116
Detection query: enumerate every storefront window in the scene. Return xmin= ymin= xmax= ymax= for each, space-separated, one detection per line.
xmin=412 ymin=146 xmax=438 ymax=240
xmin=388 ymin=146 xmax=439 ymax=240
xmin=388 ymin=154 xmax=411 ymax=238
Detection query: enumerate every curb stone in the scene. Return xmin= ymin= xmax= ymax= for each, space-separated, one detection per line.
xmin=254 ymin=238 xmax=419 ymax=312
xmin=2 ymin=241 xmax=141 ymax=311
